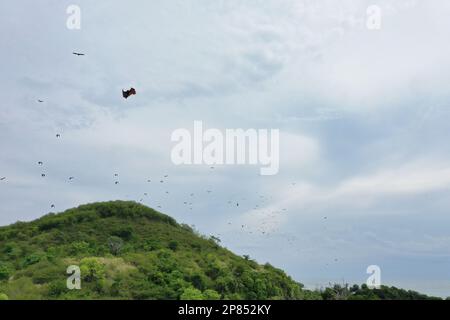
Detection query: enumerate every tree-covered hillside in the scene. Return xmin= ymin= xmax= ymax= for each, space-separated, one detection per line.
xmin=0 ymin=201 xmax=320 ymax=300
xmin=0 ymin=201 xmax=443 ymax=300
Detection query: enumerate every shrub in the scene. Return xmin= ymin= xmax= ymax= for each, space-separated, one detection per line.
xmin=22 ymin=253 xmax=43 ymax=267
xmin=112 ymin=226 xmax=134 ymax=241
xmin=0 ymin=264 xmax=10 ymax=281
xmin=203 ymin=289 xmax=220 ymax=300
xmin=80 ymin=258 xmax=105 ymax=282
xmin=108 ymin=236 xmax=124 ymax=256
xmin=168 ymin=240 xmax=178 ymax=251
xmin=47 ymin=280 xmax=66 ymax=297
xmin=69 ymin=241 xmax=91 ymax=255
xmin=189 ymin=272 xmax=207 ymax=290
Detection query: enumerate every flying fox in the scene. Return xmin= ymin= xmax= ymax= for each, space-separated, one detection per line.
xmin=122 ymin=87 xmax=136 ymax=99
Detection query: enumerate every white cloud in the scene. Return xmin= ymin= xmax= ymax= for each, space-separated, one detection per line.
xmin=257 ymin=158 xmax=450 ymax=221
xmin=335 ymin=161 xmax=450 ymax=198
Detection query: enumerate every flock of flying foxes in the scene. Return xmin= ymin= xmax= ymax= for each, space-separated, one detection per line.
xmin=1 ymin=51 xmax=137 ymax=196
xmin=0 ymin=49 xmax=339 ymax=268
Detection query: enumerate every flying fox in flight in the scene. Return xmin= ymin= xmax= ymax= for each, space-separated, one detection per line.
xmin=122 ymin=88 xmax=136 ymax=99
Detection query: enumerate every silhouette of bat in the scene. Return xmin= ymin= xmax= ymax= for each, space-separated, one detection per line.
xmin=122 ymin=88 xmax=136 ymax=99
xmin=72 ymin=52 xmax=85 ymax=56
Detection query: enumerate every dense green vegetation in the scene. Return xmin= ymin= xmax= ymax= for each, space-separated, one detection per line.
xmin=0 ymin=201 xmax=319 ymax=300
xmin=320 ymin=283 xmax=442 ymax=300
xmin=0 ymin=201 xmax=443 ymax=300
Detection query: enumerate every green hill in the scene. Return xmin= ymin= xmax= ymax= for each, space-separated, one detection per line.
xmin=0 ymin=201 xmax=320 ymax=300
xmin=0 ymin=201 xmax=444 ymax=300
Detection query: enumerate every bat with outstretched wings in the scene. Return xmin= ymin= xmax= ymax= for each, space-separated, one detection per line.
xmin=122 ymin=87 xmax=136 ymax=99
xmin=72 ymin=52 xmax=85 ymax=56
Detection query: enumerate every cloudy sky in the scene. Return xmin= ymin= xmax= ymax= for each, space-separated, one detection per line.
xmin=1 ymin=0 xmax=450 ymax=296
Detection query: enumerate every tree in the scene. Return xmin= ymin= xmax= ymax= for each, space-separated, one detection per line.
xmin=189 ymin=272 xmax=206 ymax=290
xmin=112 ymin=226 xmax=134 ymax=241
xmin=0 ymin=264 xmax=10 ymax=281
xmin=69 ymin=241 xmax=90 ymax=255
xmin=80 ymin=257 xmax=105 ymax=282
xmin=321 ymin=283 xmax=352 ymax=300
xmin=168 ymin=240 xmax=178 ymax=251
xmin=108 ymin=236 xmax=124 ymax=255
xmin=47 ymin=280 xmax=66 ymax=297
xmin=0 ymin=293 xmax=8 ymax=300
xmin=209 ymin=235 xmax=221 ymax=244
xmin=180 ymin=287 xmax=204 ymax=300
xmin=203 ymin=289 xmax=220 ymax=300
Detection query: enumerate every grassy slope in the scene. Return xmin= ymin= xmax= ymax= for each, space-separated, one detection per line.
xmin=0 ymin=201 xmax=319 ymax=300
